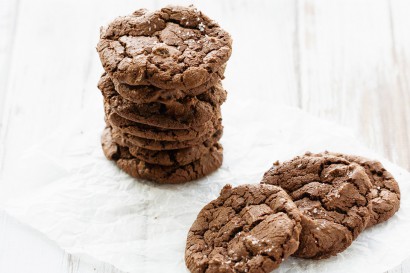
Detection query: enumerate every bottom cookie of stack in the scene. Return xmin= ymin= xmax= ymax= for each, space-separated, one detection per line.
xmin=101 ymin=126 xmax=223 ymax=184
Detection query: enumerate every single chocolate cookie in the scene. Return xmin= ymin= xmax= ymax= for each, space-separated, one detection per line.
xmin=99 ymin=74 xmax=222 ymax=130
xmin=261 ymin=152 xmax=372 ymax=259
xmin=324 ymin=152 xmax=400 ymax=228
xmin=110 ymin=123 xmax=223 ymax=151
xmin=127 ymin=133 xmax=222 ymax=166
xmin=101 ymin=127 xmax=223 ymax=183
xmin=103 ymin=96 xmax=221 ymax=142
xmin=107 ymin=110 xmax=217 ymax=141
xmin=185 ymin=184 xmax=302 ymax=273
xmin=112 ymin=65 xmax=226 ymax=104
xmin=97 ymin=5 xmax=232 ymax=89
xmin=106 ymin=94 xmax=214 ymax=129
xmin=128 ymin=140 xmax=221 ymax=166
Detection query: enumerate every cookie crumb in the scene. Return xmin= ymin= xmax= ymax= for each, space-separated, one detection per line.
xmin=198 ymin=22 xmax=205 ymax=31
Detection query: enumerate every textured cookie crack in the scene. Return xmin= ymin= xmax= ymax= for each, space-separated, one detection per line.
xmin=97 ymin=5 xmax=232 ymax=89
xmin=322 ymin=151 xmax=401 ymax=228
xmin=185 ymin=184 xmax=301 ymax=273
xmin=261 ymin=153 xmax=372 ymax=259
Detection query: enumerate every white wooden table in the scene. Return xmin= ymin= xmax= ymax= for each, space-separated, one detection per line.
xmin=0 ymin=0 xmax=409 ymax=272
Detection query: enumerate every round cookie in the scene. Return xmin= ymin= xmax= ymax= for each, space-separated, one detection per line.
xmin=324 ymin=152 xmax=400 ymax=228
xmin=107 ymin=109 xmax=219 ymax=141
xmin=107 ymin=94 xmax=214 ymax=129
xmin=113 ymin=79 xmax=187 ymax=105
xmin=110 ymin=124 xmax=223 ymax=151
xmin=127 ymin=134 xmax=222 ymax=166
xmin=97 ymin=5 xmax=232 ymax=89
xmin=261 ymin=152 xmax=372 ymax=259
xmin=112 ymin=65 xmax=226 ymax=104
xmin=102 ymin=95 xmax=221 ymax=142
xmin=99 ymin=74 xmax=222 ymax=130
xmin=185 ymin=184 xmax=302 ymax=273
xmin=128 ymin=140 xmax=222 ymax=167
xmin=101 ymin=127 xmax=223 ymax=183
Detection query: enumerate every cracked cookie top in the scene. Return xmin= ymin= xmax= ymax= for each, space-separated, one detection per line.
xmin=261 ymin=152 xmax=372 ymax=259
xmin=97 ymin=5 xmax=232 ymax=89
xmin=185 ymin=184 xmax=301 ymax=273
xmin=324 ymin=152 xmax=400 ymax=227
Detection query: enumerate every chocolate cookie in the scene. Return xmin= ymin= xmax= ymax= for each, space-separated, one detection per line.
xmin=324 ymin=152 xmax=400 ymax=228
xmin=261 ymin=153 xmax=372 ymax=259
xmin=99 ymin=74 xmax=222 ymax=130
xmin=196 ymin=82 xmax=227 ymax=108
xmin=110 ymin=124 xmax=223 ymax=151
xmin=112 ymin=65 xmax=226 ymax=104
xmin=185 ymin=184 xmax=301 ymax=273
xmin=107 ymin=110 xmax=217 ymax=141
xmin=107 ymin=94 xmax=214 ymax=129
xmin=97 ymin=5 xmax=232 ymax=89
xmin=127 ymin=133 xmax=222 ymax=166
xmin=101 ymin=127 xmax=223 ymax=183
xmin=127 ymin=140 xmax=221 ymax=166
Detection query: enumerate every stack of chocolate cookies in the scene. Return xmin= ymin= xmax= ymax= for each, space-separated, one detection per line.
xmin=96 ymin=6 xmax=232 ymax=183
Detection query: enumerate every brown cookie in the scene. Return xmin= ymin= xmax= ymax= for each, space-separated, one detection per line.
xmin=110 ymin=123 xmax=223 ymax=151
xmin=107 ymin=110 xmax=217 ymax=141
xmin=103 ymin=94 xmax=221 ymax=142
xmin=112 ymin=65 xmax=226 ymax=104
xmin=97 ymin=5 xmax=232 ymax=89
xmin=324 ymin=152 xmax=400 ymax=228
xmin=196 ymin=82 xmax=227 ymax=108
xmin=101 ymin=127 xmax=223 ymax=183
xmin=99 ymin=74 xmax=222 ymax=129
xmin=107 ymin=95 xmax=214 ymax=129
xmin=185 ymin=184 xmax=301 ymax=273
xmin=127 ymin=135 xmax=222 ymax=166
xmin=261 ymin=152 xmax=372 ymax=259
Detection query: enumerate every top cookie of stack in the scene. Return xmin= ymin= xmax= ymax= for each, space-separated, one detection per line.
xmin=96 ymin=5 xmax=232 ymax=184
xmin=97 ymin=5 xmax=232 ymax=88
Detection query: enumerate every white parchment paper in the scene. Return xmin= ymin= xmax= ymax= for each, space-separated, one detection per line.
xmin=1 ymin=100 xmax=409 ymax=273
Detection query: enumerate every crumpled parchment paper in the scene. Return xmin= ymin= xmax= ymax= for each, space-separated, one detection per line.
xmin=1 ymin=100 xmax=409 ymax=273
